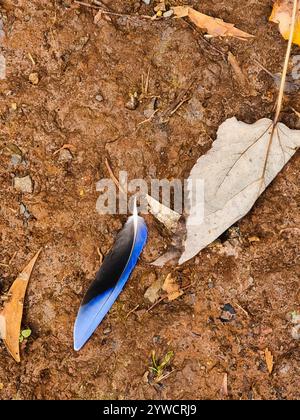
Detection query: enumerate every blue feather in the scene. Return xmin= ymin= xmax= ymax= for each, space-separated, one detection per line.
xmin=74 ymin=204 xmax=147 ymax=351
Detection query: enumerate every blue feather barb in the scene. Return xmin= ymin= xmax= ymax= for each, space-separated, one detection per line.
xmin=74 ymin=201 xmax=148 ymax=351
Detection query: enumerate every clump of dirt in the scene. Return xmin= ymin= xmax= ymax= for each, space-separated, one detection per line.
xmin=0 ymin=0 xmax=299 ymax=400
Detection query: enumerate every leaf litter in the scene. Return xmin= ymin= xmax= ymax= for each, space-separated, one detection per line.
xmin=0 ymin=249 xmax=42 ymax=362
xmin=178 ymin=0 xmax=300 ymax=264
xmin=270 ymin=0 xmax=300 ymax=45
xmin=265 ymin=348 xmax=274 ymax=374
xmin=172 ymin=6 xmax=254 ymax=39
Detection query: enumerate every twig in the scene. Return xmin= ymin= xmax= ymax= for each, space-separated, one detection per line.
xmin=8 ymin=251 xmax=17 ymax=266
xmin=254 ymin=59 xmax=276 ymax=79
xmin=169 ymin=96 xmax=191 ymax=117
xmin=93 ymin=0 xmax=109 ymax=8
xmin=28 ymin=53 xmax=36 ymax=66
xmin=257 ymin=0 xmax=298 ymax=195
xmin=105 ymin=158 xmax=126 ymax=195
xmin=183 ymin=19 xmax=227 ymax=60
xmin=137 ymin=109 xmax=158 ymax=127
xmin=145 ymin=65 xmax=151 ymax=96
xmin=125 ymin=304 xmax=140 ymax=319
xmin=144 ymin=296 xmax=165 ymax=314
xmin=274 ymin=0 xmax=298 ymax=125
xmin=53 ymin=144 xmax=76 ymax=156
xmin=291 ymin=107 xmax=300 ymax=118
xmin=74 ymin=1 xmax=152 ymax=19
xmin=155 ymin=369 xmax=176 ymax=383
xmin=235 ymin=302 xmax=250 ymax=318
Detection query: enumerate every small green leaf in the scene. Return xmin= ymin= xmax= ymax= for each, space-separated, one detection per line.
xmin=21 ymin=328 xmax=32 ymax=339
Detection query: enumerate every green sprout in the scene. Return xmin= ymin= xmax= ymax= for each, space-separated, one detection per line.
xmin=149 ymin=350 xmax=174 ymax=380
xmin=19 ymin=328 xmax=32 ymax=343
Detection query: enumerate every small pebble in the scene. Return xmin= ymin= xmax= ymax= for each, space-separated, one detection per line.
xmin=291 ymin=312 xmax=300 ymax=324
xmin=10 ymin=154 xmax=22 ymax=166
xmin=291 ymin=325 xmax=300 ymax=340
xmin=29 ymin=72 xmax=39 ymax=85
xmin=142 ymin=0 xmax=151 ymax=4
xmin=163 ymin=10 xmax=174 ymax=18
xmin=95 ymin=94 xmax=104 ymax=102
xmin=20 ymin=202 xmax=31 ymax=219
xmin=58 ymin=148 xmax=73 ymax=162
xmin=125 ymin=93 xmax=139 ymax=110
xmin=103 ymin=326 xmax=111 ymax=335
xmin=14 ymin=175 xmax=33 ymax=193
xmin=220 ymin=303 xmax=236 ymax=323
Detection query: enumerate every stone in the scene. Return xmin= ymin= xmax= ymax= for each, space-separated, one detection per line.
xmin=29 ymin=72 xmax=39 ymax=85
xmin=14 ymin=175 xmax=33 ymax=193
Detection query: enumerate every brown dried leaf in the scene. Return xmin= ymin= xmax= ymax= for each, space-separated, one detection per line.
xmin=270 ymin=0 xmax=300 ymax=45
xmin=228 ymin=52 xmax=255 ymax=95
xmin=0 ymin=249 xmax=42 ymax=362
xmin=172 ymin=6 xmax=254 ymax=39
xmin=162 ymin=273 xmax=183 ymax=301
xmin=94 ymin=10 xmax=103 ymax=24
xmin=265 ymin=348 xmax=274 ymax=374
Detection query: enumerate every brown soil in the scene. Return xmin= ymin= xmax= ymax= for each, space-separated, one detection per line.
xmin=0 ymin=0 xmax=299 ymax=400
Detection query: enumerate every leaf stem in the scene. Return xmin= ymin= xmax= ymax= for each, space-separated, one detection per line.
xmin=274 ymin=0 xmax=299 ymax=125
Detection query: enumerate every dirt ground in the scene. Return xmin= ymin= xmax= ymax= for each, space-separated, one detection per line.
xmin=0 ymin=0 xmax=299 ymax=400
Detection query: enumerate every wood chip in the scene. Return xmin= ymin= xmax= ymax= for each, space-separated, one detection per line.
xmin=162 ymin=273 xmax=183 ymax=301
xmin=265 ymin=348 xmax=274 ymax=374
xmin=0 ymin=249 xmax=42 ymax=362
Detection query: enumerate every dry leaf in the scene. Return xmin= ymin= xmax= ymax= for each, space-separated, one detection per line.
xmin=0 ymin=249 xmax=42 ymax=362
xmin=265 ymin=348 xmax=274 ymax=374
xmin=146 ymin=194 xmax=180 ymax=231
xmin=151 ymin=248 xmax=181 ymax=267
xmin=144 ymin=278 xmax=164 ymax=304
xmin=162 ymin=273 xmax=183 ymax=301
xmin=172 ymin=6 xmax=254 ymax=39
xmin=228 ymin=52 xmax=255 ymax=95
xmin=179 ymin=117 xmax=300 ymax=264
xmin=94 ymin=10 xmax=103 ymax=24
xmin=270 ymin=0 xmax=300 ymax=45
xmin=248 ymin=236 xmax=260 ymax=243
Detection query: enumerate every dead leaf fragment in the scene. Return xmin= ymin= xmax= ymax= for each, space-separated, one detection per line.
xmin=144 ymin=278 xmax=164 ymax=304
xmin=0 ymin=249 xmax=42 ymax=362
xmin=180 ymin=117 xmax=300 ymax=264
xmin=172 ymin=6 xmax=254 ymax=39
xmin=162 ymin=273 xmax=183 ymax=301
xmin=265 ymin=348 xmax=274 ymax=374
xmin=248 ymin=236 xmax=260 ymax=243
xmin=270 ymin=0 xmax=300 ymax=45
xmin=94 ymin=10 xmax=102 ymax=24
xmin=228 ymin=52 xmax=255 ymax=95
xmin=146 ymin=194 xmax=180 ymax=232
